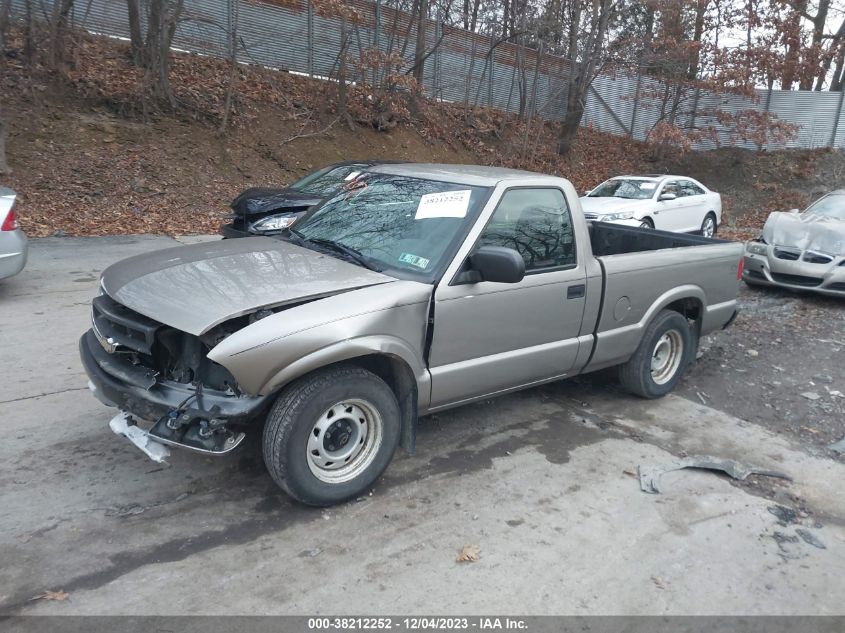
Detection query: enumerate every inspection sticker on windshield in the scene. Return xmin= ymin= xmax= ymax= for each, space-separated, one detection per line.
xmin=399 ymin=253 xmax=430 ymax=269
xmin=415 ymin=190 xmax=472 ymax=219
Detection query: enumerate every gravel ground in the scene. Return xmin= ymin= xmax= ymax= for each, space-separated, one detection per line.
xmin=678 ymin=284 xmax=845 ymax=455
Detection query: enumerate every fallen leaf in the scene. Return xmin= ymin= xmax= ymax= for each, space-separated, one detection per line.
xmin=30 ymin=590 xmax=69 ymax=602
xmin=623 ymin=468 xmax=637 ymax=477
xmin=651 ymin=576 xmax=666 ymax=589
xmin=457 ymin=544 xmax=480 ymax=562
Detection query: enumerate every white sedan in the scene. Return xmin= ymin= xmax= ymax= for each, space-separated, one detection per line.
xmin=580 ymin=175 xmax=722 ymax=238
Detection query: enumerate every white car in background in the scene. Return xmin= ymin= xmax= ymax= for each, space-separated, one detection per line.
xmin=580 ymin=175 xmax=722 ymax=238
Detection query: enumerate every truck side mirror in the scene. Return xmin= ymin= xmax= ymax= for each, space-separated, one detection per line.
xmin=467 ymin=246 xmax=525 ymax=284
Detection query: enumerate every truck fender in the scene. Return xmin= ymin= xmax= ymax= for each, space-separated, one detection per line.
xmin=587 ymin=285 xmax=705 ymax=372
xmin=257 ymin=336 xmax=429 ymax=454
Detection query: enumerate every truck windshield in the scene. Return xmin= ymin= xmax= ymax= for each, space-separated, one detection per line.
xmin=291 ymin=174 xmax=490 ymax=280
xmin=588 ymin=179 xmax=657 ymax=200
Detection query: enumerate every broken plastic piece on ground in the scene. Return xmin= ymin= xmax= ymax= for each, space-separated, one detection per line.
xmin=795 ymin=528 xmax=826 ymax=550
xmin=109 ymin=411 xmax=171 ymax=464
xmin=829 ymin=437 xmax=845 ymax=455
xmin=638 ymin=455 xmax=791 ymax=494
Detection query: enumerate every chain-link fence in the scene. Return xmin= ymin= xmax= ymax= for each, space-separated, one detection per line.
xmin=12 ymin=0 xmax=845 ymax=150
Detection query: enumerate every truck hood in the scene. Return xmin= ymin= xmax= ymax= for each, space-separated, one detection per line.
xmin=762 ymin=211 xmax=845 ymax=255
xmin=579 ymin=197 xmax=651 ymax=215
xmin=100 ymin=237 xmax=395 ymax=335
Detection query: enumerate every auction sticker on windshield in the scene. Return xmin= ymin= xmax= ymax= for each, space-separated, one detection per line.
xmin=399 ymin=253 xmax=431 ymax=269
xmin=415 ymin=190 xmax=472 ymax=219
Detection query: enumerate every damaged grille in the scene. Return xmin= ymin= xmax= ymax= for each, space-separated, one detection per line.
xmin=803 ymin=252 xmax=833 ymax=264
xmin=92 ymin=294 xmax=160 ymax=354
xmin=773 ymin=247 xmax=800 ymax=261
xmin=93 ymin=294 xmax=239 ymax=392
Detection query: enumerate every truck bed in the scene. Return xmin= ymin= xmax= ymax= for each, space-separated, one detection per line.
xmin=582 ymin=221 xmax=743 ymax=374
xmin=587 ymin=221 xmax=719 ymax=257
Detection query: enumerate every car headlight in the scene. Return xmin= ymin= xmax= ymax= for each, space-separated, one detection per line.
xmin=599 ymin=211 xmax=635 ymax=222
xmin=746 ymin=240 xmax=768 ymax=255
xmin=249 ymin=214 xmax=298 ymax=233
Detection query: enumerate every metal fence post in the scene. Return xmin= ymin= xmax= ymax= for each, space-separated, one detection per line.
xmin=374 ymin=0 xmax=381 ymax=50
xmin=830 ymin=89 xmax=845 ymax=148
xmin=758 ymin=87 xmax=772 ymax=150
xmin=630 ymin=68 xmax=642 ymax=140
xmin=488 ymin=32 xmax=494 ymax=107
xmin=306 ymin=0 xmax=314 ymax=77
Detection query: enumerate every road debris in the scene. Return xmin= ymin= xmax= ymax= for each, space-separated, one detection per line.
xmin=457 ymin=544 xmax=480 ymax=563
xmin=829 ymin=437 xmax=845 ymax=454
xmin=29 ymin=590 xmax=69 ymax=602
xmin=651 ymin=576 xmax=667 ymax=589
xmin=800 ymin=392 xmax=821 ymax=401
xmin=638 ymin=456 xmax=791 ymax=494
xmin=795 ymin=529 xmax=826 ymax=550
xmin=747 ymin=349 xmax=759 ymax=357
xmin=768 ymin=505 xmax=799 ymax=526
xmin=299 ymin=548 xmax=322 ymax=558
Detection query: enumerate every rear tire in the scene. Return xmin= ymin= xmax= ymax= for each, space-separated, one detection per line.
xmin=262 ymin=365 xmax=401 ymax=506
xmin=618 ymin=309 xmax=693 ymax=399
xmin=701 ymin=213 xmax=717 ymax=238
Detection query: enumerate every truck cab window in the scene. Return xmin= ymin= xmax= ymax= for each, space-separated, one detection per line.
xmin=478 ymin=188 xmax=576 ymax=272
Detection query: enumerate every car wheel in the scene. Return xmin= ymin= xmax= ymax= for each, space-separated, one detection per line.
xmin=262 ymin=365 xmax=401 ymax=506
xmin=639 ymin=218 xmax=654 ymax=229
xmin=618 ymin=309 xmax=693 ymax=399
xmin=701 ymin=213 xmax=717 ymax=238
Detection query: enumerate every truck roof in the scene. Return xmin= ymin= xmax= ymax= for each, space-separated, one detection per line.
xmin=368 ymin=163 xmax=560 ymax=187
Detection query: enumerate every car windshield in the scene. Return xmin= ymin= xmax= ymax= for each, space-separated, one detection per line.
xmin=588 ymin=179 xmax=658 ymax=200
xmin=290 ymin=174 xmax=490 ymax=280
xmin=804 ymin=193 xmax=845 ymax=220
xmin=289 ymin=164 xmax=369 ymax=196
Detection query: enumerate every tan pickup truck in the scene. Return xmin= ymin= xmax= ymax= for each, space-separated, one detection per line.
xmin=81 ymin=164 xmax=743 ymax=505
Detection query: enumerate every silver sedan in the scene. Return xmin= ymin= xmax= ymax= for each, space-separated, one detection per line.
xmin=743 ymin=190 xmax=845 ymax=297
xmin=0 ymin=187 xmax=27 ymax=280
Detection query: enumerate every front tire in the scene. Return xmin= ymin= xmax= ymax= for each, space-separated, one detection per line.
xmin=618 ymin=309 xmax=693 ymax=399
xmin=639 ymin=218 xmax=654 ymax=229
xmin=262 ymin=365 xmax=401 ymax=506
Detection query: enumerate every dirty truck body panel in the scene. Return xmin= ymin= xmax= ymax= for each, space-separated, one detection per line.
xmin=81 ymin=164 xmax=742 ymax=494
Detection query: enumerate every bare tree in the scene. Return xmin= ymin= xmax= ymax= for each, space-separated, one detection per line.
xmin=126 ymin=0 xmax=185 ymax=105
xmin=557 ymin=0 xmax=616 ymax=155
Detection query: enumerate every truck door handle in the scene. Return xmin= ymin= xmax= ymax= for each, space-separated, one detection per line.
xmin=567 ymin=284 xmax=585 ymax=299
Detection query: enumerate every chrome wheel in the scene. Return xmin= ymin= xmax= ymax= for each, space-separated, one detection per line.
xmin=306 ymin=399 xmax=383 ymax=484
xmin=702 ymin=216 xmax=716 ymax=238
xmin=651 ymin=330 xmax=684 ymax=385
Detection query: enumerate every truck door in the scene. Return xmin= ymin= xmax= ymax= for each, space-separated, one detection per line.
xmin=428 ymin=187 xmax=588 ymax=409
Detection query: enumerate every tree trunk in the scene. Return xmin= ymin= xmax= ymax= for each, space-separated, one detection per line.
xmin=0 ymin=117 xmax=10 ymax=175
xmin=126 ymin=0 xmax=144 ymax=65
xmin=688 ymin=0 xmax=708 ymax=79
xmin=49 ymin=0 xmax=75 ymax=70
xmin=0 ymin=0 xmax=11 ymax=50
xmin=412 ymin=0 xmax=427 ymax=86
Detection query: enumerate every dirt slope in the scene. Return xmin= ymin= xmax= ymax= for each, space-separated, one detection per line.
xmin=4 ymin=30 xmax=845 ymax=238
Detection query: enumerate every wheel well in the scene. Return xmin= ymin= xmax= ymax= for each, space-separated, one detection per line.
xmin=335 ymin=354 xmax=419 ymax=454
xmin=641 ymin=217 xmax=654 ymax=227
xmin=665 ymin=298 xmax=703 ymax=335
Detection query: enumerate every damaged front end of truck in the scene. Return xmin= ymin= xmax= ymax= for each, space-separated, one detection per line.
xmin=80 ymin=293 xmax=274 ymax=457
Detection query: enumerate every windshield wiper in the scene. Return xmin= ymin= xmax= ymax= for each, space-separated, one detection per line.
xmin=305 ymin=237 xmax=384 ymax=272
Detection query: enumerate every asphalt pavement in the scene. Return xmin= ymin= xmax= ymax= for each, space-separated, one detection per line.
xmin=1 ymin=236 xmax=843 ymax=615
